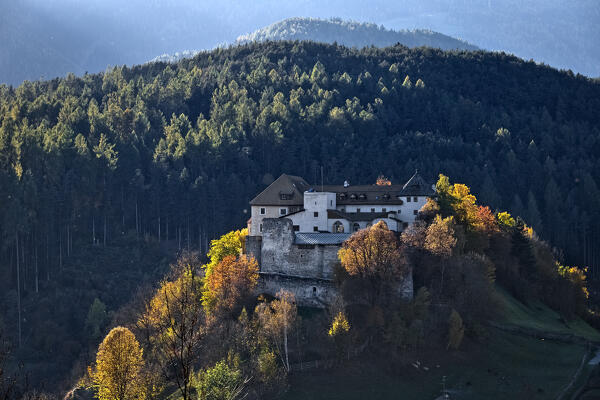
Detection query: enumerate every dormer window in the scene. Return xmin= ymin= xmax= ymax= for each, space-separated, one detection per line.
xmin=280 ymin=193 xmax=293 ymax=200
xmin=339 ymin=193 xmax=347 ymax=200
xmin=280 ymin=208 xmax=287 ymax=216
xmin=358 ymin=194 xmax=367 ymax=200
xmin=350 ymin=193 xmax=357 ymax=200
xmin=383 ymin=194 xmax=390 ymax=200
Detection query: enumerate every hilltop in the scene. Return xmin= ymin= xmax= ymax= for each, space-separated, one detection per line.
xmin=153 ymin=18 xmax=477 ymax=64
xmin=236 ymin=17 xmax=478 ymax=51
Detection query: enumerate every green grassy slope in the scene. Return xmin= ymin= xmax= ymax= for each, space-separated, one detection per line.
xmin=284 ymin=287 xmax=598 ymax=399
xmin=285 ymin=330 xmax=586 ymax=400
xmin=494 ymin=286 xmax=600 ymax=342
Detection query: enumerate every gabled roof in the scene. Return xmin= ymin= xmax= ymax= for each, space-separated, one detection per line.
xmin=250 ymin=174 xmax=310 ymax=206
xmin=400 ymin=171 xmax=436 ymax=196
xmin=294 ymin=232 xmax=352 ymax=245
xmin=320 ymin=184 xmax=407 ymax=205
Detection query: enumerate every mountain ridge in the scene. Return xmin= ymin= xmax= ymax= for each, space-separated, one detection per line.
xmin=151 ymin=17 xmax=478 ymax=64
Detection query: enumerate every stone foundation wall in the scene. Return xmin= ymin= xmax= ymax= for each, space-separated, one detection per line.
xmin=257 ymin=273 xmax=337 ymax=308
xmin=246 ymin=217 xmax=413 ymax=308
xmin=246 ymin=235 xmax=262 ymax=265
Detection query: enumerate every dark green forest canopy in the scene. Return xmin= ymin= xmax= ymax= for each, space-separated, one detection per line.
xmin=1 ymin=40 xmax=600 ymax=287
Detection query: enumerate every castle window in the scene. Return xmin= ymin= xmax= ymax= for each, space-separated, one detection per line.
xmin=259 ymin=224 xmax=263 ymax=232
xmin=260 ymin=207 xmax=266 ymax=215
xmin=313 ymin=287 xmax=317 ymax=295
xmin=280 ymin=208 xmax=287 ymax=215
xmin=330 ymin=200 xmax=333 ymax=206
xmin=333 ymin=221 xmax=344 ymax=233
xmin=371 ymin=208 xmax=375 ymax=212
xmin=413 ymin=196 xmax=418 ymax=202
xmin=356 ymin=208 xmax=361 ymax=212
xmin=313 ymin=226 xmax=319 ymax=232
xmin=413 ymin=210 xmax=418 ymax=215
xmin=314 ymin=211 xmax=319 ymax=217
xmin=293 ymin=225 xmax=300 ymax=231
xmin=407 ymin=197 xmax=411 ymax=202
xmin=352 ymin=223 xmax=360 ymax=232
xmin=382 ymin=208 xmax=387 ymax=212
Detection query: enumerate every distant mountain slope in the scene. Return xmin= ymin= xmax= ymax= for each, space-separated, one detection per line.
xmin=151 ymin=17 xmax=478 ymax=64
xmin=236 ymin=17 xmax=478 ymax=51
xmin=2 ymin=1 xmax=598 ymax=86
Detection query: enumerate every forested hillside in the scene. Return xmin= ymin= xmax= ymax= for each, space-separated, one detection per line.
xmin=1 ymin=40 xmax=600 ymax=392
xmin=236 ymin=18 xmax=478 ymax=51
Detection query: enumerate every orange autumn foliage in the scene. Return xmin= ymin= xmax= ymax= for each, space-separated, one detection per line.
xmin=473 ymin=206 xmax=500 ymax=234
xmin=203 ymin=254 xmax=259 ymax=317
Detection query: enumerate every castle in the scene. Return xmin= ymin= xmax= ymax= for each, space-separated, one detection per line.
xmin=245 ymin=172 xmax=435 ymax=307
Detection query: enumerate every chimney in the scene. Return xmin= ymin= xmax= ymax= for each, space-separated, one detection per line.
xmin=343 ymin=180 xmax=350 ymax=188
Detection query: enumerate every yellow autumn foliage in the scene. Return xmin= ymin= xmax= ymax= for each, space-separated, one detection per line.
xmin=94 ymin=327 xmax=145 ymax=400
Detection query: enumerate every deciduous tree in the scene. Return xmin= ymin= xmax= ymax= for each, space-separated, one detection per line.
xmin=338 ymin=221 xmax=406 ymax=306
xmin=94 ymin=327 xmax=145 ymax=400
xmin=202 ymin=255 xmax=258 ymax=318
xmin=194 ymin=359 xmax=246 ymax=400
xmin=205 ymin=229 xmax=248 ymax=276
xmin=255 ymin=290 xmax=297 ymax=373
xmin=140 ymin=252 xmax=205 ymax=400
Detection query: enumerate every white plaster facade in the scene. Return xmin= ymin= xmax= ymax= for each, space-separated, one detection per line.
xmin=249 ymin=173 xmax=433 ymax=236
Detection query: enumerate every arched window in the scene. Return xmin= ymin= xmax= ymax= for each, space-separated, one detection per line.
xmin=352 ymin=223 xmax=360 ymax=232
xmin=333 ymin=221 xmax=344 ymax=233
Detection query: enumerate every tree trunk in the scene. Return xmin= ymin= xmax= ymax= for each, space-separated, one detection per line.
xmin=67 ymin=224 xmax=70 ymax=257
xmin=284 ymin=323 xmax=289 ymax=372
xmin=198 ymin=224 xmax=204 ymax=254
xmin=59 ymin=230 xmax=63 ymax=270
xmin=16 ymin=232 xmax=22 ymax=348
xmin=46 ymin=230 xmax=50 ymax=281
xmin=135 ymin=199 xmax=139 ymax=238
xmin=121 ymin=184 xmax=125 ymax=229
xmin=35 ymin=241 xmax=39 ymax=293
